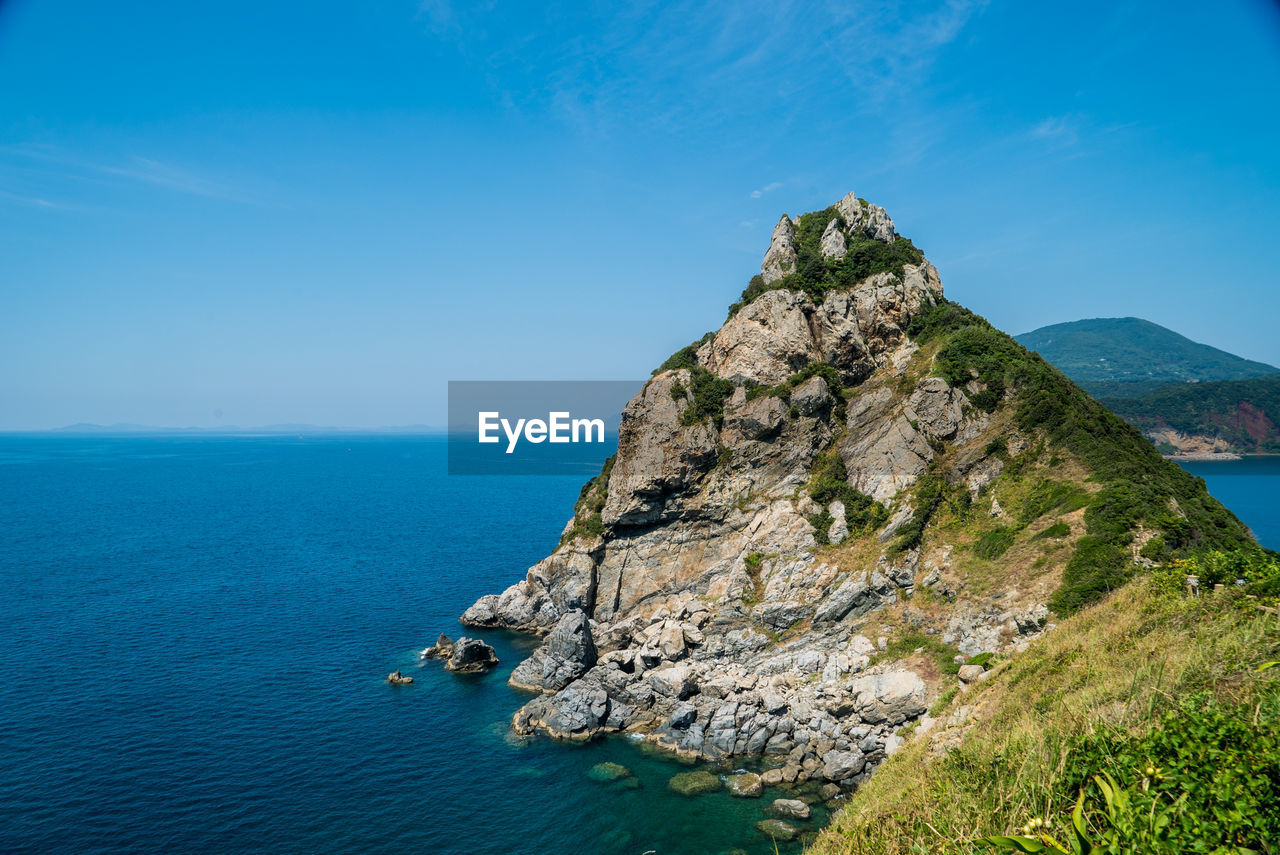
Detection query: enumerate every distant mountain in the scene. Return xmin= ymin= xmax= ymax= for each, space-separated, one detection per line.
xmin=1015 ymin=317 xmax=1279 ymax=398
xmin=1102 ymin=375 xmax=1280 ymax=455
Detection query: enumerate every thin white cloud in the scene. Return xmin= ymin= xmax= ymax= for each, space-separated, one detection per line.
xmin=0 ymin=144 xmax=252 ymax=206
xmin=1029 ymin=116 xmax=1079 ymax=146
xmin=416 ymin=1 xmax=987 ymax=139
xmin=750 ymin=181 xmax=783 ymax=199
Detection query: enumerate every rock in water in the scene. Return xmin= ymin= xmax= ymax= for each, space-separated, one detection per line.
xmin=586 ymin=761 xmax=633 ymax=783
xmin=756 ymin=819 xmax=800 ymax=842
xmin=443 ymin=637 xmax=499 ymax=673
xmin=727 ymin=772 xmax=763 ymax=798
xmin=771 ymin=798 xmax=812 ymax=820
xmin=667 ymin=769 xmax=722 ymax=796
xmin=420 ymin=633 xmax=453 ymax=660
xmin=386 ymin=670 xmax=413 ymax=685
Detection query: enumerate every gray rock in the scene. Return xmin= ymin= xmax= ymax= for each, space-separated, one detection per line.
xmin=443 ymin=637 xmax=499 ymax=673
xmin=771 ymin=798 xmax=812 ymax=820
xmin=958 ymin=664 xmax=985 ymax=682
xmin=649 ymin=663 xmax=697 ymax=699
xmin=822 ymin=749 xmax=866 ymax=781
xmin=791 ymin=376 xmax=832 ymax=416
xmin=761 ymin=216 xmax=798 ymax=284
xmin=668 ymin=701 xmax=698 ymax=730
xmin=509 ymin=610 xmax=597 ymax=692
xmin=820 ymin=218 xmax=847 ymax=260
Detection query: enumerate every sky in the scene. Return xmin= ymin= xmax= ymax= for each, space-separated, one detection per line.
xmin=2 ymin=0 xmax=1279 ymax=429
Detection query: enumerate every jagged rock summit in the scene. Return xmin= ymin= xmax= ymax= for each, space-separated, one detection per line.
xmin=460 ymin=192 xmax=1253 ymax=789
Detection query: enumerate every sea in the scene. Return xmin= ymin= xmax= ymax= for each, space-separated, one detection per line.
xmin=0 ymin=436 xmax=1274 ymax=855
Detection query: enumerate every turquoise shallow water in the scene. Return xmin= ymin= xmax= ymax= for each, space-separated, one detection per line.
xmin=0 ymin=436 xmax=829 ymax=855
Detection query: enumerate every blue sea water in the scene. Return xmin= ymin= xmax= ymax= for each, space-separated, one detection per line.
xmin=1178 ymin=457 xmax=1280 ymax=550
xmin=0 ymin=436 xmax=831 ymax=855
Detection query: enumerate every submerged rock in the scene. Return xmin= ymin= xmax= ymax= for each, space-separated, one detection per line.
xmin=756 ymin=818 xmax=800 ymax=842
xmin=727 ymin=772 xmax=763 ymax=798
xmin=586 ymin=761 xmax=634 ymax=783
xmin=668 ymin=769 xmax=723 ymax=796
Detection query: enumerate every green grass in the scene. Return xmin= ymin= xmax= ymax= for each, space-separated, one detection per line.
xmin=810 ymin=552 xmax=1280 ymax=855
xmin=868 ymin=630 xmax=963 ymax=676
xmin=905 ymin=299 xmax=1259 ymax=613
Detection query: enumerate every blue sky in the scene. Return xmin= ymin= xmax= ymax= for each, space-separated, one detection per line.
xmin=2 ymin=1 xmax=1279 ymax=429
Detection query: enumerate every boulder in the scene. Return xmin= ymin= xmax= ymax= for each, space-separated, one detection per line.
xmin=420 ymin=633 xmax=453 ymax=659
xmin=386 ymin=670 xmax=413 ymax=685
xmin=822 ymin=749 xmax=866 ymax=782
xmin=444 ymin=637 xmax=499 ymax=673
xmin=648 ymin=663 xmax=697 ymax=699
xmin=756 ymin=819 xmax=800 ymax=842
xmin=509 ymin=610 xmax=597 ymax=692
xmin=791 ymin=375 xmax=832 ymax=417
xmin=668 ymin=769 xmax=723 ymax=796
xmin=727 ymin=772 xmax=763 ymax=798
xmin=771 ymin=798 xmax=812 ymax=820
xmin=847 ymin=671 xmax=927 ymax=725
xmin=958 ymin=664 xmax=985 ymax=683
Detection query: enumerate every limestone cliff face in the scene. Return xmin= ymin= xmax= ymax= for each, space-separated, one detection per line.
xmin=460 ymin=193 xmax=1052 ymax=788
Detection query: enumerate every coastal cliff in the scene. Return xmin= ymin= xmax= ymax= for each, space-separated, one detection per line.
xmin=460 ymin=193 xmax=1255 ymax=791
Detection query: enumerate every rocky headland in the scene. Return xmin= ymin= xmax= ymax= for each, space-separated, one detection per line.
xmin=456 ymin=192 xmax=1256 ymax=796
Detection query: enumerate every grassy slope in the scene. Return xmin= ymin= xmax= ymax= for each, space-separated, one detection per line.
xmin=809 ymin=572 xmax=1280 ymax=854
xmin=1015 ymin=318 xmax=1278 ymax=398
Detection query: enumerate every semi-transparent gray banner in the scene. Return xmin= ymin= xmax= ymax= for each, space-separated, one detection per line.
xmin=447 ymin=380 xmax=643 ymax=475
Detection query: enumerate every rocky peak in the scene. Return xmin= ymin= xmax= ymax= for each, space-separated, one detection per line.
xmin=835 ymin=191 xmax=896 ymax=243
xmin=459 ymin=190 xmax=1253 ymax=785
xmin=760 ymin=215 xmax=798 ymax=284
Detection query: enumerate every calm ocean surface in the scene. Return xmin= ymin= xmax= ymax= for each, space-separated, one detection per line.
xmin=0 ymin=436 xmax=832 ymax=855
xmin=0 ymin=437 xmax=1274 ymax=855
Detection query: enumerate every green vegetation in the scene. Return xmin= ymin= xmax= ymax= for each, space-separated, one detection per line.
xmin=807 ymin=449 xmax=889 ymax=544
xmin=811 ymin=551 xmax=1280 ymax=855
xmin=678 ymin=365 xmax=734 ymax=428
xmin=1102 ymin=374 xmax=1280 ymax=454
xmin=726 ymin=206 xmax=925 ymax=317
xmin=889 ymin=471 xmax=956 ymax=556
xmin=906 ymin=300 xmax=1258 ymax=613
xmin=867 ymin=630 xmax=964 ymax=676
xmin=1014 ymin=317 xmax=1278 ymax=399
xmin=746 ymin=360 xmax=848 ymax=421
xmin=654 ymin=332 xmax=715 ymax=375
xmin=973 ymin=527 xmax=1018 ymax=560
xmin=1035 ymin=521 xmax=1072 ymax=540
xmin=560 ymin=455 xmax=615 ymax=545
